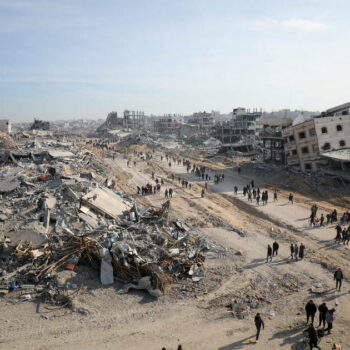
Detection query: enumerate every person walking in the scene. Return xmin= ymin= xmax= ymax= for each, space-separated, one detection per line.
xmin=272 ymin=241 xmax=279 ymax=256
xmin=274 ymin=190 xmax=278 ymax=202
xmin=325 ymin=308 xmax=336 ymax=334
xmin=334 ymin=268 xmax=344 ymax=291
xmin=169 ymin=188 xmax=173 ymax=198
xmin=294 ymin=243 xmax=299 ymax=261
xmin=266 ymin=245 xmax=272 ymax=263
xmin=254 ymin=313 xmax=264 ymax=342
xmin=165 ymin=189 xmax=168 ymax=199
xmin=303 ymin=324 xmax=321 ymax=350
xmin=299 ymin=243 xmax=305 ymax=260
xmin=290 ymin=243 xmax=294 ymax=259
xmin=289 ymin=193 xmax=294 ymax=204
xmin=305 ymin=300 xmax=317 ymax=324
xmin=320 ymin=213 xmax=325 ymax=227
xmin=318 ymin=302 xmax=328 ymax=328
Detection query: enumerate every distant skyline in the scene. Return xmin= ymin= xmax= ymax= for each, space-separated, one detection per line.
xmin=1 ymin=0 xmax=349 ymax=122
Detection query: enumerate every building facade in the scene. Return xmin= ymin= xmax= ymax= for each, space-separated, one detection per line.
xmin=283 ymin=106 xmax=350 ymax=171
xmin=0 ymin=120 xmax=11 ymax=133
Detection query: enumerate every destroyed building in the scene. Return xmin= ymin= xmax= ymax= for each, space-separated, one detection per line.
xmin=153 ymin=114 xmax=183 ymax=135
xmin=96 ymin=111 xmax=123 ymax=133
xmin=212 ymin=108 xmax=262 ymax=144
xmin=29 ymin=118 xmax=50 ymax=131
xmin=257 ymin=116 xmax=292 ymax=164
xmin=123 ymin=110 xmax=145 ymax=130
xmin=186 ymin=111 xmax=214 ymax=134
xmin=283 ymin=103 xmax=350 ymax=171
xmin=0 ymin=119 xmax=12 ymax=133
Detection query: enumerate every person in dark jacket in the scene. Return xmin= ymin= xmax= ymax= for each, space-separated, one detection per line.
xmin=254 ymin=313 xmax=264 ymax=342
xmin=318 ymin=302 xmax=328 ymax=328
xmin=266 ymin=245 xmax=272 ymax=263
xmin=290 ymin=243 xmax=294 ymax=259
xmin=334 ymin=268 xmax=344 ymax=291
xmin=325 ymin=309 xmax=336 ymax=334
xmin=305 ymin=300 xmax=317 ymax=324
xmin=299 ymin=243 xmax=305 ymax=259
xmin=304 ymin=324 xmax=320 ymax=350
xmin=272 ymin=241 xmax=279 ymax=256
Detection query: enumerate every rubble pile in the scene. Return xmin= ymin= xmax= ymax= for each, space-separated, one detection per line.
xmin=0 ymin=137 xmax=209 ymax=308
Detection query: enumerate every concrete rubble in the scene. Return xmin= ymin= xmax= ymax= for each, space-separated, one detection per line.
xmin=0 ymin=135 xmax=210 ymax=308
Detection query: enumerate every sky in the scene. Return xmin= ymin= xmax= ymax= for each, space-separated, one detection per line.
xmin=1 ymin=0 xmax=350 ymax=122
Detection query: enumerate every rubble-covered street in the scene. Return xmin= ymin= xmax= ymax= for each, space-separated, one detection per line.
xmin=0 ymin=132 xmax=349 ymax=350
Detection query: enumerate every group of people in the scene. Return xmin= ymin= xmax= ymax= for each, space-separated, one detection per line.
xmin=213 ymin=174 xmax=225 ymax=184
xmin=335 ymin=224 xmax=350 ymax=245
xmin=290 ymin=242 xmax=306 ymax=260
xmin=266 ymin=241 xmax=305 ymax=262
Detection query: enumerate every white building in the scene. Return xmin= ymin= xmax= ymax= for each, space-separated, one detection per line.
xmin=0 ymin=120 xmax=11 ymax=133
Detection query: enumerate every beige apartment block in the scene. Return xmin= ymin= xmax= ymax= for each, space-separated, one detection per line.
xmin=283 ymin=113 xmax=350 ymax=171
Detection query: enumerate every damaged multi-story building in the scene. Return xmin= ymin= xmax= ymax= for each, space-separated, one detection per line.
xmin=123 ymin=110 xmax=145 ymax=130
xmin=186 ymin=111 xmax=214 ymax=134
xmin=212 ymin=107 xmax=262 ymax=144
xmin=153 ymin=114 xmax=183 ymax=135
xmin=257 ymin=116 xmax=292 ymax=164
xmin=283 ymin=103 xmax=350 ymax=171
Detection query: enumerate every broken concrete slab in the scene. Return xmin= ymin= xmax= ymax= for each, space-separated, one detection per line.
xmin=47 ymin=150 xmax=75 ymax=159
xmin=0 ymin=178 xmax=21 ymax=193
xmin=82 ymin=187 xmax=132 ymax=219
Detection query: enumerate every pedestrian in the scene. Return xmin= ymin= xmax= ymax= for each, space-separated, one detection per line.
xmin=305 ymin=300 xmax=317 ymax=324
xmin=234 ymin=186 xmax=238 ymax=195
xmin=325 ymin=308 xmax=335 ymax=334
xmin=201 ymin=188 xmax=205 ymax=198
xmin=177 ymin=345 xmax=183 ymax=350
xmin=303 ymin=323 xmax=320 ymax=350
xmin=272 ymin=241 xmax=279 ymax=256
xmin=254 ymin=313 xmax=264 ymax=342
xmin=318 ymin=302 xmax=328 ymax=328
xmin=274 ymin=190 xmax=278 ymax=202
xmin=251 ymin=180 xmax=255 ymax=188
xmin=299 ymin=243 xmax=305 ymax=259
xmin=165 ymin=189 xmax=168 ymax=199
xmin=266 ymin=244 xmax=272 ymax=263
xmin=256 ymin=194 xmax=260 ymax=206
xmin=169 ymin=188 xmax=173 ymax=198
xmin=320 ymin=213 xmax=324 ymax=226
xmin=334 ymin=268 xmax=343 ymax=291
xmin=289 ymin=193 xmax=294 ymax=204
xmin=294 ymin=243 xmax=299 ymax=261
xmin=290 ymin=243 xmax=294 ymax=259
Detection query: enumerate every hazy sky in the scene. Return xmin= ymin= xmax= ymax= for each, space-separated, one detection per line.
xmin=0 ymin=0 xmax=349 ymax=121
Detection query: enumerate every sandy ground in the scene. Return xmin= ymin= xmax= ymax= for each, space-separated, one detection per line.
xmin=1 ymin=147 xmax=349 ymax=350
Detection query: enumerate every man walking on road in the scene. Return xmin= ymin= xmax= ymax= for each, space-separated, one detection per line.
xmin=254 ymin=313 xmax=264 ymax=342
xmin=303 ymin=324 xmax=321 ymax=350
xmin=294 ymin=243 xmax=299 ymax=261
xmin=272 ymin=241 xmax=279 ymax=256
xmin=318 ymin=302 xmax=328 ymax=328
xmin=305 ymin=300 xmax=317 ymax=324
xmin=334 ymin=268 xmax=344 ymax=291
xmin=266 ymin=245 xmax=272 ymax=263
xmin=290 ymin=243 xmax=294 ymax=259
xmin=288 ymin=193 xmax=294 ymax=204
